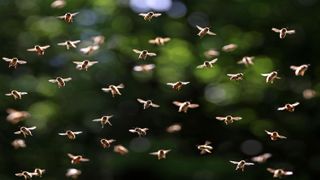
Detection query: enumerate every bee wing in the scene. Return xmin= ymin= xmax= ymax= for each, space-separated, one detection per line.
xmin=150 ymin=103 xmax=160 ymax=108
xmin=139 ymin=13 xmax=148 ymax=17
xmin=266 ymin=168 xmax=275 ymax=173
xmin=237 ymin=60 xmax=244 ymax=64
xmin=292 ymin=102 xmax=300 ymax=107
xmin=57 ymin=15 xmax=65 ymax=19
xmin=71 ymin=12 xmax=80 ymax=16
xmin=286 ymin=30 xmax=295 ymax=34
xmin=5 ymin=93 xmax=12 ymax=96
xmin=149 ymin=152 xmax=159 ymax=156
xmin=153 ymin=13 xmax=162 ymax=17
xmin=67 ymin=153 xmax=76 ymax=159
xmin=58 ymin=133 xmax=67 ymax=136
xmin=80 ymin=158 xmax=90 ymax=162
xmin=6 ymin=108 xmax=17 ymax=113
xmin=73 ymin=61 xmax=82 ymax=65
xmin=205 ymin=141 xmax=211 ymax=145
xmin=163 ymin=37 xmax=171 ymax=42
xmin=277 ymin=106 xmax=286 ymax=111
xmin=290 ymin=65 xmax=298 ymax=70
xmin=227 ymin=74 xmax=237 ymax=77
xmin=92 ymin=119 xmax=101 ymax=122
xmin=209 ymin=58 xmax=218 ymax=64
xmin=71 ymin=40 xmax=81 ymax=44
xmin=216 ymin=117 xmax=226 ymax=121
xmin=261 ymin=73 xmax=270 ymax=77
xmin=172 ymin=101 xmax=183 ymax=106
xmin=88 ymin=61 xmax=98 ymax=65
xmin=137 ymin=98 xmax=146 ymax=104
xmin=41 ymin=45 xmax=50 ymax=49
xmin=284 ymin=171 xmax=293 ymax=175
xmin=80 ymin=47 xmax=89 ymax=52
xmin=63 ymin=77 xmax=72 ymax=82
xmin=145 ymin=64 xmax=155 ymax=69
xmin=129 ymin=129 xmax=136 ymax=133
xmin=265 ymin=130 xmax=272 ymax=135
xmin=2 ymin=57 xmax=12 ymax=62
xmin=181 ymin=81 xmax=190 ymax=85
xmin=74 ymin=131 xmax=82 ymax=134
xmin=149 ymin=39 xmax=156 ymax=44
xmin=164 ymin=149 xmax=171 ymax=153
xmin=132 ymin=49 xmax=142 ymax=54
xmin=28 ymin=126 xmax=36 ymax=130
xmin=147 ymin=52 xmax=157 ymax=56
xmin=166 ymin=83 xmax=175 ymax=86
xmin=117 ymin=83 xmax=125 ymax=88
xmin=14 ymin=131 xmax=21 ymax=134
xmin=196 ymin=25 xmax=204 ymax=31
xmin=229 ymin=161 xmax=239 ymax=164
xmin=15 ymin=173 xmax=23 ymax=177
xmin=233 ymin=117 xmax=242 ymax=121
xmin=207 ymin=30 xmax=216 ymax=35
xmin=133 ymin=66 xmax=142 ymax=71
xmin=57 ymin=42 xmax=68 ymax=46
xmin=188 ymin=104 xmax=199 ymax=108
xmin=17 ymin=60 xmax=27 ymax=64
xmin=48 ymin=79 xmax=57 ymax=83
xmin=197 ymin=64 xmax=205 ymax=69
xmin=271 ymin=28 xmax=280 ymax=32
xmin=278 ymin=135 xmax=287 ymax=139
xmin=101 ymin=88 xmax=111 ymax=92
xmin=245 ymin=162 xmax=255 ymax=166
xmin=27 ymin=48 xmax=37 ymax=52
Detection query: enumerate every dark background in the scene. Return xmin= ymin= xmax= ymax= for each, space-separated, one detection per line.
xmin=0 ymin=0 xmax=319 ymax=179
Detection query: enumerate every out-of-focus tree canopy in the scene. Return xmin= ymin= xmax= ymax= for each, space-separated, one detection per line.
xmin=0 ymin=0 xmax=319 ymax=179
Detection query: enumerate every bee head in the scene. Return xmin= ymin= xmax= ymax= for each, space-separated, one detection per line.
xmin=35 ymin=45 xmax=41 ymax=50
xmin=148 ymin=12 xmax=154 ymax=16
xmin=142 ymin=50 xmax=148 ymax=54
xmin=204 ymin=27 xmax=210 ymax=31
xmin=83 ymin=60 xmax=89 ymax=64
xmin=66 ymin=13 xmax=72 ymax=17
xmin=12 ymin=57 xmax=18 ymax=62
xmin=66 ymin=130 xmax=72 ymax=135
xmin=226 ymin=115 xmax=232 ymax=121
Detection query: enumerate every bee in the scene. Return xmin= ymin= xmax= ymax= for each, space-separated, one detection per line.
xmin=251 ymin=153 xmax=272 ymax=163
xmin=277 ymin=102 xmax=300 ymax=112
xmin=2 ymin=57 xmax=27 ymax=69
xmin=58 ymin=130 xmax=83 ymax=140
xmin=6 ymin=108 xmax=30 ymax=124
xmin=48 ymin=77 xmax=72 ymax=88
xmin=132 ymin=49 xmax=157 ymax=60
xmin=51 ymin=0 xmax=66 ymax=9
xmin=166 ymin=81 xmax=190 ymax=91
xmin=129 ymin=127 xmax=149 ymax=137
xmin=265 ymin=130 xmax=287 ymax=141
xmin=303 ymin=89 xmax=316 ymax=99
xmin=57 ymin=12 xmax=79 ymax=23
xmin=14 ymin=126 xmax=37 ymax=138
xmin=137 ymin=99 xmax=160 ymax=109
xmin=261 ymin=71 xmax=281 ymax=84
xmin=101 ymin=84 xmax=124 ymax=97
xmin=216 ymin=115 xmax=242 ymax=125
xmin=197 ymin=58 xmax=218 ymax=69
xmin=33 ymin=168 xmax=45 ymax=177
xmin=66 ymin=168 xmax=82 ymax=179
xmin=196 ymin=25 xmax=216 ymax=38
xmin=267 ymin=168 xmax=293 ymax=178
xmin=80 ymin=45 xmax=99 ymax=55
xmin=166 ymin=123 xmax=182 ymax=133
xmin=67 ymin=153 xmax=89 ymax=164
xmin=92 ymin=115 xmax=113 ymax=128
xmin=15 ymin=171 xmax=36 ymax=180
xmin=150 ymin=149 xmax=171 ymax=160
xmin=57 ymin=40 xmax=81 ymax=50
xmin=100 ymin=138 xmax=116 ymax=148
xmin=272 ymin=28 xmax=295 ymax=39
xmin=229 ymin=160 xmax=254 ymax=172
xmin=139 ymin=11 xmax=162 ymax=21
xmin=11 ymin=139 xmax=26 ymax=149
xmin=227 ymin=73 xmax=244 ymax=81
xmin=290 ymin=64 xmax=310 ymax=76
xmin=114 ymin=145 xmax=129 ymax=155
xmin=73 ymin=60 xmax=98 ymax=71
xmin=148 ymin=37 xmax=171 ymax=45
xmin=91 ymin=35 xmax=105 ymax=45
xmin=237 ymin=56 xmax=255 ymax=66
xmin=173 ymin=101 xmax=199 ymax=113
xmin=197 ymin=141 xmax=213 ymax=154
xmin=5 ymin=90 xmax=28 ymax=100
xmin=222 ymin=44 xmax=237 ymax=52
xmin=27 ymin=45 xmax=50 ymax=55
xmin=204 ymin=49 xmax=220 ymax=58
xmin=133 ymin=64 xmax=155 ymax=72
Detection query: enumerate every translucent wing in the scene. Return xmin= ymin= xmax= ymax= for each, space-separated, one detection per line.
xmin=2 ymin=57 xmax=11 ymax=62
xmin=73 ymin=61 xmax=82 ymax=65
xmin=147 ymin=52 xmax=157 ymax=56
xmin=27 ymin=48 xmax=37 ymax=52
xmin=150 ymin=103 xmax=160 ymax=108
xmin=286 ymin=30 xmax=295 ymax=34
xmin=216 ymin=117 xmax=226 ymax=121
xmin=59 ymin=133 xmax=67 ymax=136
xmin=67 ymin=153 xmax=76 ymax=159
xmin=71 ymin=12 xmax=80 ymax=16
xmin=271 ymin=28 xmax=280 ymax=32
xmin=92 ymin=119 xmax=101 ymax=122
xmin=153 ymin=13 xmax=162 ymax=17
xmin=117 ymin=83 xmax=125 ymax=88
xmin=17 ymin=60 xmax=27 ymax=64
xmin=229 ymin=161 xmax=239 ymax=164
xmin=139 ymin=13 xmax=148 ymax=17
xmin=57 ymin=42 xmax=67 ymax=46
xmin=173 ymin=101 xmax=183 ymax=106
xmin=133 ymin=49 xmax=142 ymax=54
xmin=188 ymin=104 xmax=199 ymax=108
xmin=41 ymin=45 xmax=50 ymax=49
xmin=196 ymin=25 xmax=204 ymax=31
xmin=285 ymin=171 xmax=293 ymax=175
xmin=207 ymin=30 xmax=216 ymax=35
xmin=101 ymin=88 xmax=111 ymax=92
xmin=28 ymin=126 xmax=36 ymax=130
xmin=265 ymin=130 xmax=272 ymax=135
xmin=292 ymin=102 xmax=300 ymax=107
xmin=63 ymin=77 xmax=72 ymax=82
xmin=267 ymin=168 xmax=275 ymax=173
xmin=277 ymin=106 xmax=286 ymax=111
xmin=74 ymin=131 xmax=82 ymax=134
xmin=49 ymin=79 xmax=57 ymax=83
xmin=209 ymin=58 xmax=218 ymax=64
xmin=137 ymin=98 xmax=146 ymax=104
xmin=261 ymin=73 xmax=270 ymax=77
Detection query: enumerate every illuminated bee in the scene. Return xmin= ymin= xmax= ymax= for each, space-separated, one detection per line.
xmin=251 ymin=153 xmax=272 ymax=163
xmin=139 ymin=12 xmax=162 ymax=21
xmin=5 ymin=90 xmax=28 ymax=100
xmin=11 ymin=139 xmax=26 ymax=149
xmin=277 ymin=102 xmax=300 ymax=112
xmin=2 ymin=57 xmax=27 ymax=69
xmin=27 ymin=45 xmax=50 ymax=55
xmin=196 ymin=25 xmax=216 ymax=38
xmin=137 ymin=99 xmax=160 ymax=109
xmin=216 ymin=115 xmax=242 ymax=125
xmin=197 ymin=141 xmax=213 ymax=154
xmin=73 ymin=60 xmax=98 ymax=71
xmin=14 ymin=126 xmax=37 ymax=138
xmin=100 ymin=138 xmax=116 ymax=148
xmin=66 ymin=168 xmax=82 ymax=179
xmin=290 ymin=64 xmax=310 ymax=76
xmin=229 ymin=160 xmax=254 ymax=172
xmin=150 ymin=149 xmax=171 ymax=160
xmin=67 ymin=153 xmax=89 ymax=164
xmin=92 ymin=115 xmax=113 ymax=128
xmin=166 ymin=81 xmax=190 ymax=91
xmin=80 ymin=45 xmax=99 ymax=55
xmin=166 ymin=123 xmax=182 ymax=133
xmin=222 ymin=44 xmax=237 ymax=52
xmin=6 ymin=108 xmax=30 ymax=124
xmin=129 ymin=127 xmax=149 ymax=137
xmin=114 ymin=145 xmax=129 ymax=155
xmin=91 ymin=35 xmax=105 ymax=45
xmin=173 ymin=101 xmax=199 ymax=113
xmin=57 ymin=40 xmax=81 ymax=50
xmin=204 ymin=49 xmax=220 ymax=58
xmin=132 ymin=49 xmax=157 ymax=60
xmin=133 ymin=64 xmax=155 ymax=72
xmin=101 ymin=84 xmax=124 ymax=97
xmin=272 ymin=28 xmax=295 ymax=39
xmin=227 ymin=73 xmax=244 ymax=81
xmin=15 ymin=171 xmax=36 ymax=180
xmin=267 ymin=168 xmax=293 ymax=178
xmin=57 ymin=12 xmax=79 ymax=23
xmin=58 ymin=130 xmax=83 ymax=140
xmin=237 ymin=56 xmax=254 ymax=66
xmin=261 ymin=71 xmax=281 ymax=84
xmin=197 ymin=58 xmax=218 ymax=69
xmin=265 ymin=130 xmax=287 ymax=141
xmin=48 ymin=77 xmax=72 ymax=88
xmin=33 ymin=168 xmax=45 ymax=177
xmin=149 ymin=37 xmax=171 ymax=45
